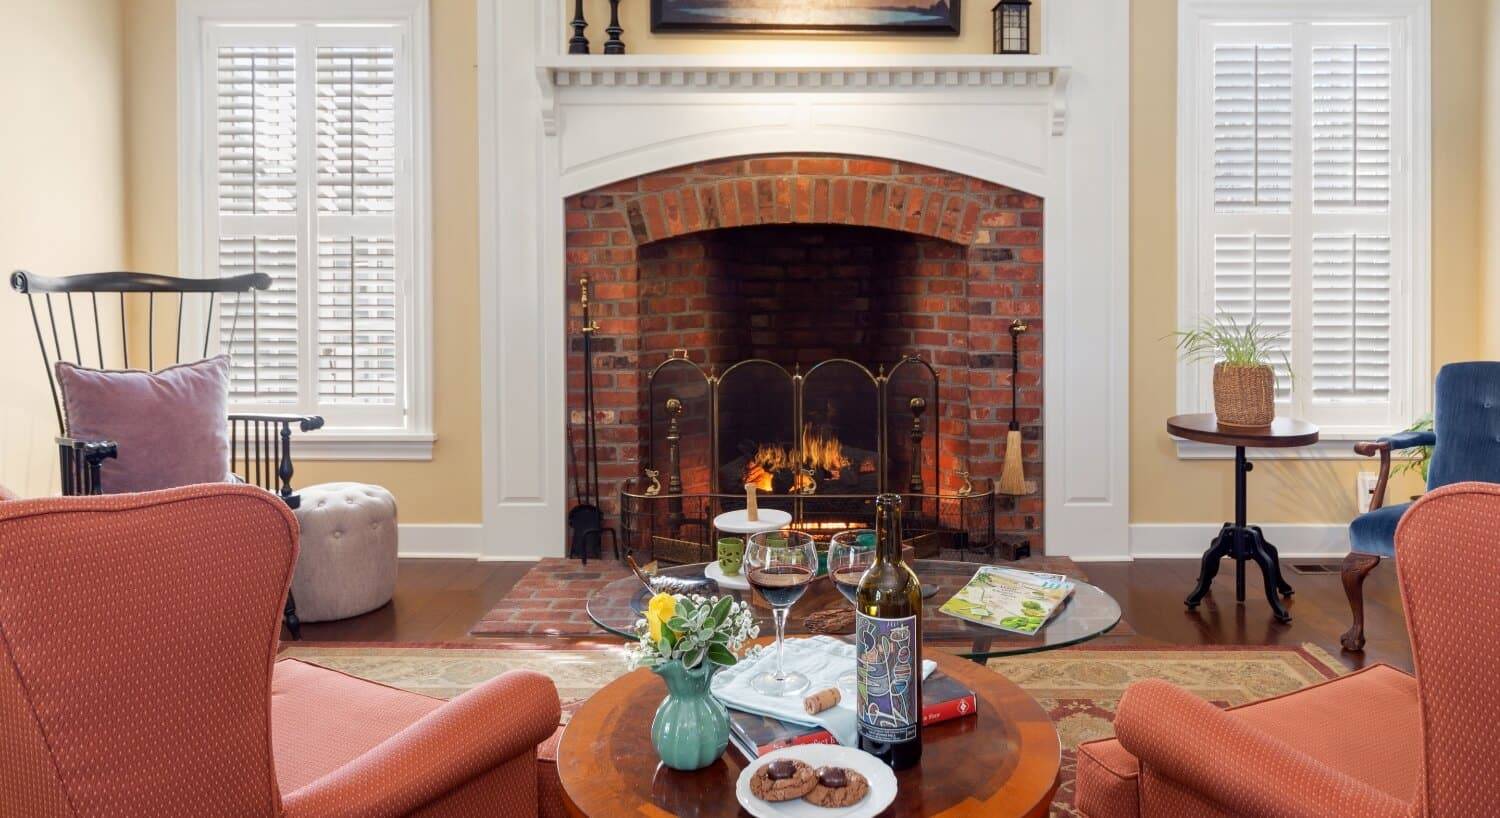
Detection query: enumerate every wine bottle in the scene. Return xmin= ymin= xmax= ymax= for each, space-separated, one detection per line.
xmin=855 ymin=493 xmax=923 ymax=769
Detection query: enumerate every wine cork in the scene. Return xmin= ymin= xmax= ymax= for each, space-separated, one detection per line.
xmin=745 ymin=482 xmax=759 ymax=522
xmin=803 ymin=687 xmax=841 ymax=715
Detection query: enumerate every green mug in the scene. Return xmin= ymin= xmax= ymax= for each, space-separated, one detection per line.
xmin=716 ymin=537 xmax=745 ymax=576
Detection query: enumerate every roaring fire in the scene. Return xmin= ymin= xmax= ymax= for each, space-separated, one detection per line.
xmin=743 ymin=423 xmax=852 ymax=493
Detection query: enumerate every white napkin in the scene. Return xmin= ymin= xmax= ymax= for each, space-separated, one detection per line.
xmin=711 ymin=635 xmax=936 ymax=747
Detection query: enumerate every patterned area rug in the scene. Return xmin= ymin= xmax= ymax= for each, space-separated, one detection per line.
xmin=469 ymin=555 xmax=1101 ymax=637
xmin=278 ymin=642 xmax=1346 ymax=816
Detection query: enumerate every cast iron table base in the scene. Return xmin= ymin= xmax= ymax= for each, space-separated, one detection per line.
xmin=1183 ymin=446 xmax=1294 ymax=622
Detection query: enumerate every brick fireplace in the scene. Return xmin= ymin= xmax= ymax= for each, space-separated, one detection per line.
xmin=564 ymin=155 xmax=1045 ymax=551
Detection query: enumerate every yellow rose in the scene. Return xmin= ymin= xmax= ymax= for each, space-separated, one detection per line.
xmin=646 ymin=592 xmax=677 ymax=643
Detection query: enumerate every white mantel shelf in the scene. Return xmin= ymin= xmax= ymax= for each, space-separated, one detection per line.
xmin=541 ymin=54 xmax=1068 ymax=90
xmin=539 ymin=54 xmax=1073 ymax=137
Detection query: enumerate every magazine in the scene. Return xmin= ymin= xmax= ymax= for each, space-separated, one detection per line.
xmin=726 ymin=671 xmax=977 ymax=760
xmin=938 ymin=566 xmax=1076 ymax=635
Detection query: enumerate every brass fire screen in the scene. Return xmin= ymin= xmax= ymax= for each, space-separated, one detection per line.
xmin=623 ymin=353 xmax=1001 ymax=563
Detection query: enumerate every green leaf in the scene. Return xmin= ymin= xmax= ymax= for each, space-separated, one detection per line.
xmin=708 ymin=596 xmax=733 ymax=628
xmin=707 ymin=643 xmax=738 ymax=666
xmin=685 ymin=644 xmax=708 ymax=669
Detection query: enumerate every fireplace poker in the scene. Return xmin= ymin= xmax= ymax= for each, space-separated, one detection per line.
xmin=567 ymin=276 xmax=615 ymax=563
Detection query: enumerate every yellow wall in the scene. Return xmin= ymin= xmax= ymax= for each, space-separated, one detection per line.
xmin=1485 ymin=0 xmax=1500 ymax=358
xmin=2 ymin=1 xmax=1484 ymax=528
xmin=1130 ymin=0 xmax=1483 ymax=524
xmin=120 ymin=0 xmax=483 ymax=524
xmin=0 ymin=0 xmax=128 ymax=497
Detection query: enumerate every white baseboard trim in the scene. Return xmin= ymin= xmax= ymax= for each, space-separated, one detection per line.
xmin=396 ymin=523 xmax=537 ymax=561
xmin=1127 ymin=523 xmax=1350 ymax=560
xmin=397 ymin=523 xmax=483 ymax=559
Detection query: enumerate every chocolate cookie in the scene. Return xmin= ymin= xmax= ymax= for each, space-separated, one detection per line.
xmin=803 ymin=766 xmax=869 ymax=808
xmin=749 ymin=758 xmax=818 ymax=802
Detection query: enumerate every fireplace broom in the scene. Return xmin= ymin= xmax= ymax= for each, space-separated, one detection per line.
xmin=998 ymin=319 xmax=1030 ymax=496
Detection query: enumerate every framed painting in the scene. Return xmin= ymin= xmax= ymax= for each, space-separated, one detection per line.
xmin=650 ymin=0 xmax=963 ymax=34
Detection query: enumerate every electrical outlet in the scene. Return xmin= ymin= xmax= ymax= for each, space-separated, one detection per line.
xmin=1356 ymin=471 xmax=1379 ymax=514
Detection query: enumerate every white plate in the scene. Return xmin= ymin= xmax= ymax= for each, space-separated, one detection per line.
xmin=735 ymin=745 xmax=898 ymax=818
xmin=714 ymin=508 xmax=793 ymax=535
xmin=704 ymin=560 xmax=751 ymax=591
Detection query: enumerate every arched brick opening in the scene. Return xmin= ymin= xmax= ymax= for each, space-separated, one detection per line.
xmin=565 ymin=154 xmax=1043 ymax=552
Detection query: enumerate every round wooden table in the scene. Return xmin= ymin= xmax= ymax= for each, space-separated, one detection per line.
xmin=1166 ymin=414 xmax=1319 ymax=622
xmin=557 ymin=642 xmax=1061 ymax=817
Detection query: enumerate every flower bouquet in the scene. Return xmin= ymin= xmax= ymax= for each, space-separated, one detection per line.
xmin=631 ymin=592 xmax=758 ymax=770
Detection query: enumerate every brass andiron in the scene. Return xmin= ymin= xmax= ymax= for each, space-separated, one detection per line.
xmin=908 ymin=396 xmax=928 ymax=494
xmin=665 ymin=397 xmax=684 ymax=530
xmin=798 ymin=466 xmax=818 ymax=495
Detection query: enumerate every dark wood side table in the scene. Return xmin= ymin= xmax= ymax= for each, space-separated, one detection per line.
xmin=557 ymin=641 xmax=1061 ymax=817
xmin=1166 ymin=414 xmax=1319 ymax=623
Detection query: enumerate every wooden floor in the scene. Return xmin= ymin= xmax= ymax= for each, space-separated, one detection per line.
xmin=297 ymin=556 xmax=1412 ymax=673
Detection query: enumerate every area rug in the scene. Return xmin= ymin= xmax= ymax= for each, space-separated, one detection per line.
xmin=469 ymin=555 xmax=1099 ymax=637
xmin=278 ymin=641 xmax=1346 ymax=816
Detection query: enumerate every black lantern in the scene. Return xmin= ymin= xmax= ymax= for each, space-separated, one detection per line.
xmin=992 ymin=0 xmax=1032 ymax=55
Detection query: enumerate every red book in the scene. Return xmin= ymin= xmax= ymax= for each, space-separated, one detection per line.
xmin=726 ymin=671 xmax=977 ymax=759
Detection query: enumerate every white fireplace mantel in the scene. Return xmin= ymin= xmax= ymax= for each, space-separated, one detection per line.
xmin=477 ymin=0 xmax=1132 ymax=561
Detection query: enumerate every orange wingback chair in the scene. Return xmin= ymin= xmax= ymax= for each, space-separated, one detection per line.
xmin=1075 ymin=481 xmax=1500 ymax=818
xmin=0 ymin=484 xmax=563 ymax=817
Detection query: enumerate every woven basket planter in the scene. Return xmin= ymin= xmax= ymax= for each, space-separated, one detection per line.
xmin=1213 ymin=363 xmax=1275 ymax=427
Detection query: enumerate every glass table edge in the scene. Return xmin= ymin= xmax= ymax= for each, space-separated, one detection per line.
xmin=584 ymin=562 xmax=1124 ymax=660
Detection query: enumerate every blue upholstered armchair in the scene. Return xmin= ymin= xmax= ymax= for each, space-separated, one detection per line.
xmin=1342 ymin=362 xmax=1500 ymax=650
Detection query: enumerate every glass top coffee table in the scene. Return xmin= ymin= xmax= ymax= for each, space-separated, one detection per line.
xmin=586 ymin=559 xmax=1121 ymax=661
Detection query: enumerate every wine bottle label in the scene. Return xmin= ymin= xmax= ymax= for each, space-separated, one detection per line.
xmin=855 ymin=612 xmax=919 ymax=743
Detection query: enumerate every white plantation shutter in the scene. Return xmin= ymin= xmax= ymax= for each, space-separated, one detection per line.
xmin=1185 ymin=15 xmax=1421 ymax=435
xmin=317 ymin=238 xmax=399 ymax=402
xmin=216 ymin=47 xmax=297 ymax=215
xmin=1311 ymin=234 xmax=1392 ymax=399
xmin=201 ymin=22 xmax=415 ymax=431
xmin=216 ymin=45 xmax=299 ymax=402
xmin=1213 ymin=44 xmax=1293 ymax=209
xmin=219 ymin=237 xmax=299 ymax=400
xmin=1212 ymin=234 xmax=1294 ymax=399
xmin=1312 ymin=44 xmax=1392 ymax=209
xmin=315 ymin=46 xmax=400 ymax=406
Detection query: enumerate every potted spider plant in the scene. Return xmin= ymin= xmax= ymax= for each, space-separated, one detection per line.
xmin=1174 ymin=316 xmax=1290 ymax=427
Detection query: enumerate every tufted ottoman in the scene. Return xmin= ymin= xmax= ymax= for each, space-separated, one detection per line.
xmin=291 ymin=482 xmax=398 ymax=622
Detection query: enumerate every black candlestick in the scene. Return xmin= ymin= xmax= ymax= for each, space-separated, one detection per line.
xmin=568 ymin=0 xmax=590 ymax=54
xmin=604 ymin=0 xmax=625 ymax=55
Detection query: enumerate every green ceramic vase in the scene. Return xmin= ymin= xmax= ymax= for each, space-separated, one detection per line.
xmin=650 ymin=660 xmax=729 ymax=771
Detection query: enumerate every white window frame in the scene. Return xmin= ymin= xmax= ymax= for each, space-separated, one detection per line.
xmin=1170 ymin=0 xmax=1428 ymax=459
xmin=1176 ymin=0 xmax=1431 ymax=459
xmin=177 ymin=0 xmax=434 ymax=460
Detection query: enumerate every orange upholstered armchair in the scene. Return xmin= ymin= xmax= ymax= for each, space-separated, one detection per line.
xmin=1075 ymin=480 xmax=1500 ymax=818
xmin=0 ymin=484 xmax=563 ymax=817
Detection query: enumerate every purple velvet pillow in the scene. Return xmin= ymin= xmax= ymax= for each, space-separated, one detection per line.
xmin=55 ymin=355 xmax=232 ymax=493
